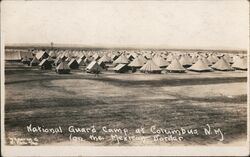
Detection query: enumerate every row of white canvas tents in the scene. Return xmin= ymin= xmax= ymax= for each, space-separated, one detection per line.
xmin=112 ymin=53 xmax=247 ymax=73
xmin=5 ymin=49 xmax=248 ymax=74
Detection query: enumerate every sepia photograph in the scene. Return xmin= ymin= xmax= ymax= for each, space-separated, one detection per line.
xmin=1 ymin=0 xmax=249 ymax=156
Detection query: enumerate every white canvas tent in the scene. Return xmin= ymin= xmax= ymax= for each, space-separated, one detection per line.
xmin=179 ymin=55 xmax=193 ymax=67
xmin=140 ymin=60 xmax=161 ymax=73
xmin=232 ymin=57 xmax=247 ymax=70
xmin=93 ymin=53 xmax=101 ymax=61
xmin=166 ymin=59 xmax=185 ymax=72
xmin=207 ymin=55 xmax=218 ymax=64
xmin=113 ymin=64 xmax=129 ymax=73
xmin=211 ymin=58 xmax=233 ymax=71
xmin=86 ymin=61 xmax=102 ymax=73
xmin=98 ymin=54 xmax=112 ymax=63
xmin=36 ymin=51 xmax=49 ymax=61
xmin=56 ymin=61 xmax=70 ymax=74
xmin=152 ymin=56 xmax=169 ymax=68
xmin=201 ymin=57 xmax=212 ymax=66
xmin=30 ymin=57 xmax=40 ymax=66
xmin=113 ymin=54 xmax=129 ymax=64
xmin=128 ymin=57 xmax=145 ymax=68
xmin=188 ymin=59 xmax=212 ymax=72
xmin=49 ymin=50 xmax=57 ymax=58
xmin=68 ymin=59 xmax=79 ymax=69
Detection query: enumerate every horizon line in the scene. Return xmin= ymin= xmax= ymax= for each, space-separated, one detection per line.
xmin=4 ymin=43 xmax=248 ymax=52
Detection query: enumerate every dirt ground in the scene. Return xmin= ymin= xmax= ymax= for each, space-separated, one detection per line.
xmin=4 ymin=62 xmax=247 ymax=146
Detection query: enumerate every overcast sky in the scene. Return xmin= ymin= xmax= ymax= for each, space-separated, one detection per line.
xmin=1 ymin=0 xmax=249 ymax=50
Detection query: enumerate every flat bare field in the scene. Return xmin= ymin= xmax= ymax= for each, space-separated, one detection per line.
xmin=4 ymin=62 xmax=247 ymax=146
